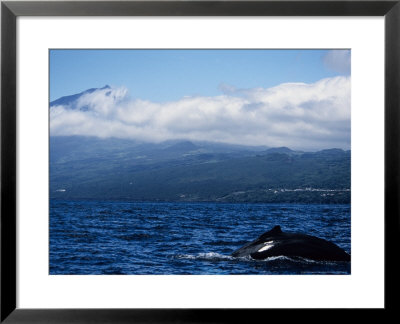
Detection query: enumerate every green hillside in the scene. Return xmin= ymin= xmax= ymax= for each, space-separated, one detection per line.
xmin=50 ymin=137 xmax=350 ymax=203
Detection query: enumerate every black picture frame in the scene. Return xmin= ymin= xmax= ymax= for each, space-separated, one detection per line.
xmin=1 ymin=0 xmax=399 ymax=322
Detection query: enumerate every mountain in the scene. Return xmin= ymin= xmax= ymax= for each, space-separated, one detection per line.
xmin=50 ymin=85 xmax=111 ymax=109
xmin=162 ymin=140 xmax=199 ymax=153
xmin=264 ymin=147 xmax=295 ymax=154
xmin=49 ymin=87 xmax=350 ymax=203
xmin=50 ymin=136 xmax=350 ymax=203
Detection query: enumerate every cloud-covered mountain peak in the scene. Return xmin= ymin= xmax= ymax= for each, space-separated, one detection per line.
xmin=50 ymin=85 xmax=126 ymax=112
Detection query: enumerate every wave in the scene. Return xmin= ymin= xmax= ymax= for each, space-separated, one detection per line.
xmin=174 ymin=252 xmax=236 ymax=261
xmin=250 ymin=255 xmax=347 ymax=265
xmin=173 ymin=252 xmax=347 ymax=265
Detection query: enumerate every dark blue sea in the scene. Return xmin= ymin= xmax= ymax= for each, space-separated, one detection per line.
xmin=50 ymin=200 xmax=351 ymax=275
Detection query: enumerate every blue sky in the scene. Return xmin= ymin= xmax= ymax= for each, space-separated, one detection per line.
xmin=50 ymin=49 xmax=350 ymax=102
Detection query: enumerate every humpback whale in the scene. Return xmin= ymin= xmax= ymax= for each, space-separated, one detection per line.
xmin=231 ymin=225 xmax=350 ymax=262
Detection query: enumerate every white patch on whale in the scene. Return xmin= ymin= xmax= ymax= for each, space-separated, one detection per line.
xmin=258 ymin=241 xmax=275 ymax=252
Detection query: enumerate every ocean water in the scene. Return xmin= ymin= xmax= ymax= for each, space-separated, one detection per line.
xmin=50 ymin=200 xmax=351 ymax=275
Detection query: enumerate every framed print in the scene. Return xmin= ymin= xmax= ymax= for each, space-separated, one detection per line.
xmin=1 ymin=0 xmax=399 ymax=322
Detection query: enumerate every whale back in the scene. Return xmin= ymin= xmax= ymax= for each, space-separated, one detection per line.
xmin=231 ymin=225 xmax=351 ymax=261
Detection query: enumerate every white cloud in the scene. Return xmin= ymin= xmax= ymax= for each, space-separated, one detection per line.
xmin=50 ymin=76 xmax=351 ymax=150
xmin=323 ymin=50 xmax=351 ymax=74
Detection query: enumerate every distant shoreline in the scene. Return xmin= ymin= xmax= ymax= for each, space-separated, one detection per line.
xmin=49 ymin=198 xmax=351 ymax=206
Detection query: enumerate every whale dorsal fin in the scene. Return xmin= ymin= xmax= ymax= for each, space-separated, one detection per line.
xmin=269 ymin=225 xmax=282 ymax=235
xmin=259 ymin=225 xmax=282 ymax=240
